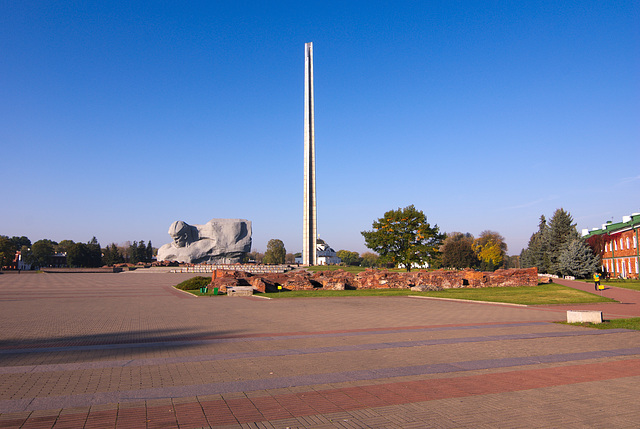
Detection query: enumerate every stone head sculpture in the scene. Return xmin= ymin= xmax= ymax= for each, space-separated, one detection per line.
xmin=168 ymin=220 xmax=197 ymax=248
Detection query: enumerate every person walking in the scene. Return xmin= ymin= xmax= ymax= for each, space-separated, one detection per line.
xmin=594 ymin=272 xmax=601 ymax=291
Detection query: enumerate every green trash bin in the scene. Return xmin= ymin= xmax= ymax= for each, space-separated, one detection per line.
xmin=200 ymin=286 xmax=208 ymax=294
xmin=213 ymin=287 xmax=219 ymax=295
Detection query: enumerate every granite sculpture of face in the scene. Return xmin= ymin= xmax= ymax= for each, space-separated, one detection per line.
xmin=168 ymin=221 xmax=195 ymax=248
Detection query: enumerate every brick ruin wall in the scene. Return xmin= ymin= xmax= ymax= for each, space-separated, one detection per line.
xmin=210 ymin=267 xmax=539 ymax=293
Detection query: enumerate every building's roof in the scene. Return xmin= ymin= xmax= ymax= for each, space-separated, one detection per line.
xmin=582 ymin=213 xmax=640 ymax=239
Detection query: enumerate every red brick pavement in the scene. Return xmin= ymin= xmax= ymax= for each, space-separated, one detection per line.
xmin=2 ymin=273 xmax=640 ymax=428
xmin=2 ymin=358 xmax=639 ymax=428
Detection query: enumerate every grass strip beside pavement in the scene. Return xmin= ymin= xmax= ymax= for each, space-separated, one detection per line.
xmin=582 ymin=279 xmax=640 ymax=291
xmin=564 ymin=317 xmax=640 ymax=331
xmin=264 ymin=284 xmax=614 ymax=305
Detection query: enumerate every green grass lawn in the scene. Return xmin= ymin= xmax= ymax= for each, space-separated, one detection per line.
xmin=587 ymin=279 xmax=640 ymax=291
xmin=263 ymin=284 xmax=614 ymax=305
xmin=563 ymin=317 xmax=640 ymax=331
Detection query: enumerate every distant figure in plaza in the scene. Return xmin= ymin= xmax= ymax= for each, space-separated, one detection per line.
xmin=593 ymin=272 xmax=601 ymax=291
xmin=157 ymin=218 xmax=252 ymax=264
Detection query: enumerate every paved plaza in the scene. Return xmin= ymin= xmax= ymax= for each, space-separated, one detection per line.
xmin=1 ymin=271 xmax=639 ymax=428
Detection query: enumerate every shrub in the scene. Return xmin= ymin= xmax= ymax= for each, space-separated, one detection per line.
xmin=175 ymin=276 xmax=211 ymax=290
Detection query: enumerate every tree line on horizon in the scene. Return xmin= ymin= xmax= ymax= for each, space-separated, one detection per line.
xmin=0 ymin=236 xmax=155 ymax=269
xmin=2 ymin=207 xmax=599 ymax=277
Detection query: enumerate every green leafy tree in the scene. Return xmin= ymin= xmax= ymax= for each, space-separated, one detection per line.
xmin=56 ymin=239 xmax=75 ymax=253
xmin=441 ymin=232 xmax=478 ymax=269
xmin=472 ymin=231 xmax=507 ymax=271
xmin=146 ymin=241 xmax=154 ymax=262
xmin=336 ymin=250 xmax=361 ymax=266
xmin=10 ymin=236 xmax=31 ymax=248
xmin=31 ymin=239 xmax=56 ymax=268
xmin=264 ymin=239 xmax=286 ymax=264
xmin=361 ymin=205 xmax=444 ymax=272
xmin=0 ymin=236 xmax=19 ymax=269
xmin=559 ymin=239 xmax=600 ymax=278
xmin=66 ymin=242 xmax=90 ymax=267
xmin=360 ymin=252 xmax=380 ymax=268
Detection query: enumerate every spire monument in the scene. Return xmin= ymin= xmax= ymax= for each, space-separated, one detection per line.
xmin=302 ymin=42 xmax=317 ymax=266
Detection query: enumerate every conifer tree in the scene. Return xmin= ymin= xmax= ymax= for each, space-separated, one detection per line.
xmin=521 ymin=215 xmax=550 ymax=273
xmin=547 ymin=208 xmax=579 ymax=275
xmin=559 ymin=239 xmax=600 ymax=278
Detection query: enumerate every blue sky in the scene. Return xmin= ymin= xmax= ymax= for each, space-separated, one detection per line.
xmin=2 ymin=1 xmax=638 ymax=255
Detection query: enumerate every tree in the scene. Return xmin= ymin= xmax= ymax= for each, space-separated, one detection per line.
xmin=472 ymin=231 xmax=507 ymax=271
xmin=285 ymin=253 xmax=296 ymax=264
xmin=360 ymin=252 xmax=380 ymax=268
xmin=0 ymin=236 xmax=18 ymax=269
xmin=56 ymin=240 xmax=75 ymax=253
xmin=247 ymin=251 xmax=264 ymax=263
xmin=521 ymin=215 xmax=550 ymax=273
xmin=547 ymin=208 xmax=579 ymax=275
xmin=441 ymin=232 xmax=478 ymax=269
xmin=361 ymin=205 xmax=444 ymax=272
xmin=87 ymin=237 xmax=103 ymax=267
xmin=263 ymin=239 xmax=286 ymax=264
xmin=137 ymin=240 xmax=147 ymax=263
xmin=559 ymin=239 xmax=600 ymax=278
xmin=102 ymin=243 xmax=124 ymax=266
xmin=31 ymin=239 xmax=55 ymax=268
xmin=336 ymin=250 xmax=361 ymax=266
xmin=10 ymin=236 xmax=31 ymax=248
xmin=66 ymin=238 xmax=102 ymax=268
xmin=66 ymin=242 xmax=90 ymax=267
xmin=128 ymin=241 xmax=140 ymax=264
xmin=503 ymin=254 xmax=520 ymax=269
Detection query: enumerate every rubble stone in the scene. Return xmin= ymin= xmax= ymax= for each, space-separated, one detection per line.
xmin=206 ymin=267 xmax=538 ymax=294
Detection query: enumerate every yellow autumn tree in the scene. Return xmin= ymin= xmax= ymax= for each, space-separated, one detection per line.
xmin=472 ymin=230 xmax=507 ymax=270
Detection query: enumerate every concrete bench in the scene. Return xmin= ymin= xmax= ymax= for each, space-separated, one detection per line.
xmin=226 ymin=286 xmax=254 ymax=297
xmin=567 ymin=310 xmax=602 ymax=324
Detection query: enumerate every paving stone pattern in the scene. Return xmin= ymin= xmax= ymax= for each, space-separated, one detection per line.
xmin=0 ymin=272 xmax=639 ymax=428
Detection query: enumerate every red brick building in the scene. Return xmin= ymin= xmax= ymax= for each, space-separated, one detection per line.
xmin=583 ymin=213 xmax=640 ymax=279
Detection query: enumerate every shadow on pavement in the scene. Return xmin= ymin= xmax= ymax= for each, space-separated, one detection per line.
xmin=0 ymin=327 xmax=244 ymax=364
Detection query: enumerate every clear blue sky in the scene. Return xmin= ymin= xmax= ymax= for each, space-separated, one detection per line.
xmin=2 ymin=1 xmax=638 ymax=255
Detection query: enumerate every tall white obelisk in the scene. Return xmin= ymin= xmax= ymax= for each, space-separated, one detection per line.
xmin=303 ymin=42 xmax=317 ymax=266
